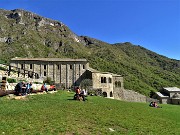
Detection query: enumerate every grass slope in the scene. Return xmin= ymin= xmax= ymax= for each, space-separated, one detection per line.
xmin=0 ymin=91 xmax=179 ymax=135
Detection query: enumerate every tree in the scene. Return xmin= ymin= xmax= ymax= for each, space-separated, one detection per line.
xmin=80 ymin=79 xmax=92 ymax=91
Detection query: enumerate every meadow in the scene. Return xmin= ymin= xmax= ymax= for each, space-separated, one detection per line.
xmin=0 ymin=91 xmax=179 ymax=135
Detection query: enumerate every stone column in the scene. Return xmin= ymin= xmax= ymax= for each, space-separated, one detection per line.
xmin=53 ymin=63 xmax=56 ymax=83
xmin=47 ymin=63 xmax=49 ymax=77
xmin=60 ymin=64 xmax=61 ymax=83
xmin=66 ymin=64 xmax=69 ymax=89
xmin=73 ymin=63 xmax=76 ymax=86
xmin=23 ymin=64 xmax=25 ymax=78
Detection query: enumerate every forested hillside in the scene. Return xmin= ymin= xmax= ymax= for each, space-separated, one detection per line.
xmin=0 ymin=9 xmax=179 ymax=96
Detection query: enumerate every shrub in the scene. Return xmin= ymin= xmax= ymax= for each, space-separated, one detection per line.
xmin=80 ymin=79 xmax=92 ymax=90
xmin=7 ymin=78 xmax=16 ymax=83
xmin=43 ymin=77 xmax=53 ymax=85
xmin=0 ymin=66 xmax=6 ymax=71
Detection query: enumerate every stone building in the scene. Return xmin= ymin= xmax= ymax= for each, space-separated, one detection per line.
xmin=153 ymin=87 xmax=180 ymax=105
xmin=85 ymin=68 xmax=123 ymax=98
xmin=10 ymin=57 xmax=148 ymax=102
xmin=10 ymin=57 xmax=124 ymax=98
xmin=10 ymin=58 xmax=88 ymax=88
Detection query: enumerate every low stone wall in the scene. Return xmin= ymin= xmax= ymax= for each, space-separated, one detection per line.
xmin=114 ymin=88 xmax=147 ymax=103
xmin=122 ymin=89 xmax=147 ymax=103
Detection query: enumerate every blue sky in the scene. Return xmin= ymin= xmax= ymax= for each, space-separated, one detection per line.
xmin=1 ymin=0 xmax=180 ymax=60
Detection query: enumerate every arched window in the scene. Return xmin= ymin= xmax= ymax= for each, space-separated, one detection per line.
xmin=115 ymin=81 xmax=121 ymax=87
xmin=118 ymin=81 xmax=121 ymax=87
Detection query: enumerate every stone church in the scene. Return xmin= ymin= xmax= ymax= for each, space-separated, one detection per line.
xmin=10 ymin=57 xmax=124 ymax=98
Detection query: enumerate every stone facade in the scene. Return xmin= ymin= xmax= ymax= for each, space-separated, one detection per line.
xmin=10 ymin=57 xmax=148 ymax=102
xmin=153 ymin=87 xmax=180 ymax=105
xmin=84 ymin=68 xmax=124 ymax=98
xmin=10 ymin=58 xmax=88 ymax=89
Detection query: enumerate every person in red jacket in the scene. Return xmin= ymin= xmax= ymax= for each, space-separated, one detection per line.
xmin=50 ymin=85 xmax=56 ymax=91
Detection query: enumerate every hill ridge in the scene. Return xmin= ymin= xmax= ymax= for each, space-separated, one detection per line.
xmin=0 ymin=9 xmax=179 ymax=96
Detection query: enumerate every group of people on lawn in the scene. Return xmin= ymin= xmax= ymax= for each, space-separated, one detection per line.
xmin=14 ymin=81 xmax=33 ymax=96
xmin=149 ymin=101 xmax=162 ymax=108
xmin=74 ymin=87 xmax=87 ymax=101
xmin=15 ymin=81 xmax=56 ymax=96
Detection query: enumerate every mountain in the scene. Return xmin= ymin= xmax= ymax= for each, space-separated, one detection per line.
xmin=0 ymin=9 xmax=179 ymax=96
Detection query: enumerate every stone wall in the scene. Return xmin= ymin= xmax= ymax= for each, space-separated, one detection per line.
xmin=122 ymin=89 xmax=147 ymax=103
xmin=114 ymin=88 xmax=147 ymax=103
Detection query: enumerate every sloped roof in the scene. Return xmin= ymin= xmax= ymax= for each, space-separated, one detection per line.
xmin=11 ymin=57 xmax=87 ymax=62
xmin=156 ymin=92 xmax=169 ymax=98
xmin=87 ymin=68 xmax=122 ymax=77
xmin=163 ymin=87 xmax=180 ymax=92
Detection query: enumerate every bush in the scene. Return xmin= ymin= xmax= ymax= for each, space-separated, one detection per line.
xmin=43 ymin=77 xmax=53 ymax=85
xmin=0 ymin=66 xmax=6 ymax=71
xmin=34 ymin=82 xmax=42 ymax=84
xmin=7 ymin=78 xmax=16 ymax=83
xmin=88 ymin=88 xmax=102 ymax=96
xmin=80 ymin=79 xmax=92 ymax=90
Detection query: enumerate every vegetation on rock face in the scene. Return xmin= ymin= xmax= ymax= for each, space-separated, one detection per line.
xmin=0 ymin=9 xmax=179 ymax=96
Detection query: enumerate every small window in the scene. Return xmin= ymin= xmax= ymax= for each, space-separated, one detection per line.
xmin=30 ymin=64 xmax=32 ymax=69
xmin=44 ymin=65 xmax=46 ymax=70
xmin=21 ymin=64 xmax=24 ymax=69
xmin=101 ymin=77 xmax=107 ymax=83
xmin=109 ymin=78 xmax=112 ymax=83
xmin=118 ymin=81 xmax=121 ymax=87
xmin=83 ymin=65 xmax=85 ymax=69
xmin=44 ymin=71 xmax=46 ymax=76
xmin=115 ymin=81 xmax=121 ymax=87
xmin=57 ymin=65 xmax=60 ymax=70
xmin=104 ymin=77 xmax=107 ymax=83
xmin=70 ymin=65 xmax=72 ymax=69
xmin=101 ymin=77 xmax=104 ymax=83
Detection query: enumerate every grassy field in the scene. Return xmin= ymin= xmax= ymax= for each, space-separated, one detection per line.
xmin=0 ymin=91 xmax=179 ymax=135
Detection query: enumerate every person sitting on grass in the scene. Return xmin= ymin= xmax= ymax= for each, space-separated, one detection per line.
xmin=153 ymin=102 xmax=162 ymax=108
xmin=149 ymin=101 xmax=162 ymax=108
xmin=74 ymin=87 xmax=81 ymax=100
xmin=14 ymin=81 xmax=25 ymax=96
xmin=80 ymin=89 xmax=86 ymax=101
xmin=49 ymin=84 xmax=56 ymax=91
xmin=41 ymin=83 xmax=48 ymax=92
xmin=149 ymin=101 xmax=154 ymax=107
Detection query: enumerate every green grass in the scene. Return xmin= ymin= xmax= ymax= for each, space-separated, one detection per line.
xmin=0 ymin=91 xmax=180 ymax=135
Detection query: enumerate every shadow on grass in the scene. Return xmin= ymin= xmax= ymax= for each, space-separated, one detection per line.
xmin=67 ymin=98 xmax=74 ymax=101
